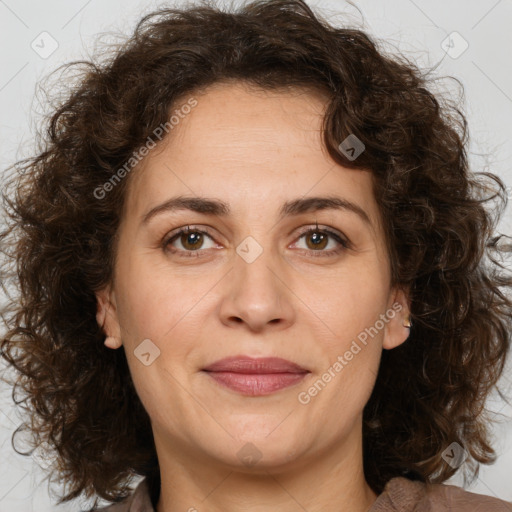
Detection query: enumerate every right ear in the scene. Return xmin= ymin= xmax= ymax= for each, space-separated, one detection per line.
xmin=95 ymin=285 xmax=122 ymax=349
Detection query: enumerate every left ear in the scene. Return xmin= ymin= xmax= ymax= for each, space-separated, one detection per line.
xmin=382 ymin=286 xmax=411 ymax=350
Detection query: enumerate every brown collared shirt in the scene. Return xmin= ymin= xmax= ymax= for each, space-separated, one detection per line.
xmin=93 ymin=476 xmax=512 ymax=511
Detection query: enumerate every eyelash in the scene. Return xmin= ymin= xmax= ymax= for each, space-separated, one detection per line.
xmin=162 ymin=224 xmax=350 ymax=258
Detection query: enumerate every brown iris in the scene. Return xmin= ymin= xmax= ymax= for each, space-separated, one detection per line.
xmin=305 ymin=230 xmax=328 ymax=250
xmin=180 ymin=231 xmax=204 ymax=250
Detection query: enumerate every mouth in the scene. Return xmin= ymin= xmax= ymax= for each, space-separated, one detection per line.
xmin=201 ymin=356 xmax=310 ymax=396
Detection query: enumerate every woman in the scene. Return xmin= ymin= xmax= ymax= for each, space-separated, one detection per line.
xmin=1 ymin=0 xmax=511 ymax=511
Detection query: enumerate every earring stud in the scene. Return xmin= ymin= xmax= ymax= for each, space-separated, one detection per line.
xmin=403 ymin=315 xmax=412 ymax=328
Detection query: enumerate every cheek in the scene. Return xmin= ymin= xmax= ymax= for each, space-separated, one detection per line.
xmin=114 ymin=251 xmax=206 ymax=343
xmin=305 ymin=291 xmax=386 ymax=419
xmin=312 ymin=266 xmax=389 ymax=332
xmin=117 ymin=287 xmax=207 ymax=351
xmin=304 ymin=272 xmax=390 ymax=390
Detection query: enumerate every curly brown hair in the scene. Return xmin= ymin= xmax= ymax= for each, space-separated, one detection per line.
xmin=1 ymin=0 xmax=511 ymax=508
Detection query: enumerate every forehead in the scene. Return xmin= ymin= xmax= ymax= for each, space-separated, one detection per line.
xmin=123 ymin=81 xmax=380 ymax=230
xmin=127 ymin=82 xmax=328 ymax=184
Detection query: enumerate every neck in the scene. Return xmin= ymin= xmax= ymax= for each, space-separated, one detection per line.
xmin=155 ymin=423 xmax=378 ymax=512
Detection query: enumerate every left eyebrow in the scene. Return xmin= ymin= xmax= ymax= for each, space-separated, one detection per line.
xmin=140 ymin=195 xmax=372 ymax=227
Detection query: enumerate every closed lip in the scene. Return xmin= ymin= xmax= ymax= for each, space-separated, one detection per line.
xmin=202 ymin=356 xmax=309 ymax=374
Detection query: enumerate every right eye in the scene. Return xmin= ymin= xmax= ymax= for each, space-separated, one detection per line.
xmin=163 ymin=226 xmax=219 ymax=257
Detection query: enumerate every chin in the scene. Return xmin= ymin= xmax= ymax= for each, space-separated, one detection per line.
xmin=206 ymin=428 xmax=308 ymax=472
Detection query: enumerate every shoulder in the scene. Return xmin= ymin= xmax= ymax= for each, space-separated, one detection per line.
xmin=88 ymin=479 xmax=154 ymax=512
xmin=371 ymin=476 xmax=512 ymax=511
xmin=427 ymin=480 xmax=512 ymax=511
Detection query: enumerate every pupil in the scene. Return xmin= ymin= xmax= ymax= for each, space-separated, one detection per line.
xmin=184 ymin=232 xmax=202 ymax=249
xmin=309 ymin=231 xmax=327 ymax=249
xmin=311 ymin=233 xmax=322 ymax=244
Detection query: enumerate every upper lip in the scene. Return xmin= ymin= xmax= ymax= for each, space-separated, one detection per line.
xmin=202 ymin=356 xmax=309 ymax=374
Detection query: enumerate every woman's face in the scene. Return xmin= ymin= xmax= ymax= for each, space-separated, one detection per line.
xmin=97 ymin=81 xmax=410 ymax=472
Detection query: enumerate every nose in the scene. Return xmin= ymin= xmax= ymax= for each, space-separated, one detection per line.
xmin=218 ymin=240 xmax=296 ymax=332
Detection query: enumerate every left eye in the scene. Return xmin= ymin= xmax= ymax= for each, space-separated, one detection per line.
xmin=292 ymin=228 xmax=348 ymax=255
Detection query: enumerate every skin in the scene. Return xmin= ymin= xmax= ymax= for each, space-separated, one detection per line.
xmin=96 ymin=81 xmax=411 ymax=512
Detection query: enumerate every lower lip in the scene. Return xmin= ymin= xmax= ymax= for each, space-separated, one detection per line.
xmin=203 ymin=371 xmax=308 ymax=396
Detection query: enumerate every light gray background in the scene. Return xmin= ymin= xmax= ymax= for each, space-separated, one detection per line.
xmin=1 ymin=0 xmax=511 ymax=510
